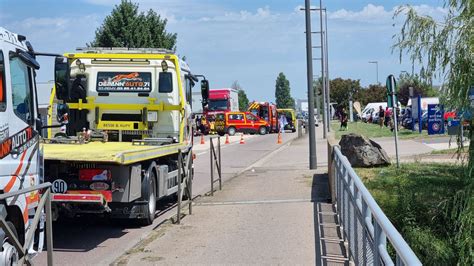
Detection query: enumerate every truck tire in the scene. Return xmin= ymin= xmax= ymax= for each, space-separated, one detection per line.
xmin=258 ymin=126 xmax=267 ymax=135
xmin=227 ymin=127 xmax=236 ymax=136
xmin=141 ymin=170 xmax=157 ymax=226
xmin=1 ymin=221 xmax=19 ymax=266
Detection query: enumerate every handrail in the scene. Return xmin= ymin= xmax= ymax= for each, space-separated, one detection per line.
xmin=333 ymin=147 xmax=421 ymax=265
xmin=0 ymin=182 xmax=54 ymax=265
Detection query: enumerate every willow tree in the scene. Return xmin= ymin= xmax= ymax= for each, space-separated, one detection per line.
xmin=393 ymin=1 xmax=473 ymax=263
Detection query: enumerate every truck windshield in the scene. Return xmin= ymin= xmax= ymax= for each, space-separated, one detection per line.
xmin=208 ymin=99 xmax=228 ymax=111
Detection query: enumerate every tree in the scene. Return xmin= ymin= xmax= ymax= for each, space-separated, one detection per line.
xmin=275 ymin=73 xmax=295 ymax=109
xmin=232 ymin=81 xmax=249 ymax=111
xmin=89 ymin=0 xmax=177 ymax=50
xmin=355 ymin=84 xmax=386 ymax=106
xmin=328 ymin=78 xmax=362 ymax=108
xmin=397 ymin=72 xmax=438 ymax=106
xmin=394 ymin=1 xmax=472 ymax=264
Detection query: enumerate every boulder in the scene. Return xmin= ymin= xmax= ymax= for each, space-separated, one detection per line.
xmin=339 ymin=133 xmax=391 ymax=167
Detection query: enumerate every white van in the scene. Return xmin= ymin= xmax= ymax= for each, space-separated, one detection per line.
xmin=407 ymin=97 xmax=439 ymax=110
xmin=361 ymin=102 xmax=387 ymax=122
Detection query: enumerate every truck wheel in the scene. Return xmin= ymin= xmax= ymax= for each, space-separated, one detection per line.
xmin=228 ymin=127 xmax=236 ymax=136
xmin=259 ymin=126 xmax=267 ymax=135
xmin=1 ymin=221 xmax=19 ymax=266
xmin=141 ymin=171 xmax=157 ymax=226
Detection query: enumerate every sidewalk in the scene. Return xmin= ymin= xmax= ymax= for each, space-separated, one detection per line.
xmin=115 ymin=128 xmax=349 ymax=265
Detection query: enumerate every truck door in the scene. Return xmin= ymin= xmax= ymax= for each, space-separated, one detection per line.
xmin=1 ymin=50 xmax=40 ymax=195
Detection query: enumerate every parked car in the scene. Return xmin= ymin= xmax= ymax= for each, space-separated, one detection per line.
xmin=215 ymin=111 xmax=269 ymax=136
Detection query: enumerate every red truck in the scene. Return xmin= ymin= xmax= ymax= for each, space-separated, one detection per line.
xmin=248 ymin=101 xmax=279 ymax=133
xmin=202 ymin=88 xmax=239 ymax=133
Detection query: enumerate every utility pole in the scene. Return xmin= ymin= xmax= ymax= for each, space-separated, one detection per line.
xmin=319 ymin=0 xmax=327 ymax=139
xmin=323 ymin=7 xmax=331 ymax=131
xmin=305 ymin=0 xmax=317 ymax=169
xmin=313 ymin=75 xmax=320 ymax=127
xmin=369 ymin=61 xmax=379 ymax=85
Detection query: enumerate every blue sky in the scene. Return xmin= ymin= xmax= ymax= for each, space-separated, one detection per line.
xmin=0 ymin=0 xmax=447 ymax=102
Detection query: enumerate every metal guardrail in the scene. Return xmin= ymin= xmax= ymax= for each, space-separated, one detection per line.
xmin=209 ymin=137 xmax=222 ymax=196
xmin=333 ymin=147 xmax=422 ymax=265
xmin=176 ymin=149 xmax=193 ymax=224
xmin=0 ymin=182 xmax=54 ymax=265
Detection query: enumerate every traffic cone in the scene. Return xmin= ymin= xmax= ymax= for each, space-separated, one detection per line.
xmin=200 ymin=134 xmax=205 ymax=145
xmin=277 ymin=132 xmax=282 ymax=144
xmin=239 ymin=134 xmax=245 ymax=144
xmin=225 ymin=134 xmax=230 ymax=144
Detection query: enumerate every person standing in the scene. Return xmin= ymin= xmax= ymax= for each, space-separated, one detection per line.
xmin=340 ymin=108 xmax=348 ymax=130
xmin=384 ymin=107 xmax=392 ymax=127
xmin=378 ymin=106 xmax=385 ymax=128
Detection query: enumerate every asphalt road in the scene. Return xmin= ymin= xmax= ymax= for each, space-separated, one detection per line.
xmin=34 ymin=131 xmax=297 ymax=265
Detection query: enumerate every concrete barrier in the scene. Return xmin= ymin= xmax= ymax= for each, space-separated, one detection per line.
xmin=327 ymin=131 xmax=338 ymax=203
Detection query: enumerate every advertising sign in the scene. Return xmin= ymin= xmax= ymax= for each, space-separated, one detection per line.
xmin=96 ymin=72 xmax=152 ymax=92
xmin=427 ymin=104 xmax=444 ymax=135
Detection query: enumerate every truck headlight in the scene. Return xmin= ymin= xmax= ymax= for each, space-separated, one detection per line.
xmin=147 ymin=111 xmax=158 ymax=122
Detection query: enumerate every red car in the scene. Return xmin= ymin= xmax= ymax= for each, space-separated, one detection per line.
xmin=215 ymin=111 xmax=269 ymax=136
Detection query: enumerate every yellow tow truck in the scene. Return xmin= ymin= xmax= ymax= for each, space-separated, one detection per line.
xmin=43 ymin=48 xmax=209 ymax=225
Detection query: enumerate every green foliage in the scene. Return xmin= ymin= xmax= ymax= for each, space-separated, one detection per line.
xmin=357 ymin=163 xmax=467 ymax=264
xmin=397 ymin=72 xmax=438 ymax=106
xmin=328 ymin=78 xmax=361 ymax=108
xmin=355 ymin=84 xmax=387 ymax=106
xmin=232 ymin=81 xmax=249 ymax=111
xmin=89 ymin=0 xmax=177 ymax=50
xmin=275 ymin=72 xmax=294 ymax=109
xmin=394 ymin=2 xmax=473 ymax=263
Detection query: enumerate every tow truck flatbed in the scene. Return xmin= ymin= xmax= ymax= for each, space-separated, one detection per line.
xmin=43 ymin=141 xmax=189 ymax=165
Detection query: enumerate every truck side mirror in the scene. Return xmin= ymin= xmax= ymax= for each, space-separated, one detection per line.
xmin=201 ymin=79 xmax=209 ymax=108
xmin=54 ymin=56 xmax=70 ymax=101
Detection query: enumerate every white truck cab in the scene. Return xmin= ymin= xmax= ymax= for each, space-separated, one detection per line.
xmin=0 ymin=27 xmax=44 ymax=264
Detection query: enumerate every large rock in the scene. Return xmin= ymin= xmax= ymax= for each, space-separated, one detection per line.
xmin=339 ymin=133 xmax=391 ymax=167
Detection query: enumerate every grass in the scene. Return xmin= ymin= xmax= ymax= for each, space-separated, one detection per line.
xmin=355 ymin=163 xmax=469 ymax=265
xmin=431 ymin=147 xmax=469 ymax=155
xmin=331 ymin=121 xmax=430 ymax=140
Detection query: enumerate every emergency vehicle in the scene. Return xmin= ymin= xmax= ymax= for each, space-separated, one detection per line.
xmin=215 ymin=111 xmax=269 ymax=136
xmin=43 ymin=48 xmax=207 ymax=225
xmin=201 ymin=88 xmax=238 ymax=134
xmin=0 ymin=27 xmax=45 ymax=264
xmin=247 ymin=101 xmax=279 ymax=133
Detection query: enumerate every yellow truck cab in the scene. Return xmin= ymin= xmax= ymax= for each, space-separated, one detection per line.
xmin=43 ymin=48 xmax=208 ymax=225
xmin=277 ymin=108 xmax=296 ymax=132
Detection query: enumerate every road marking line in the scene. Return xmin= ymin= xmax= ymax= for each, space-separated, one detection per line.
xmin=194 ymin=198 xmax=314 ymax=206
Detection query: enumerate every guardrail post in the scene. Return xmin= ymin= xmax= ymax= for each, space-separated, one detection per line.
xmin=45 ymin=189 xmax=53 ymax=266
xmin=218 ymin=137 xmax=222 ymax=190
xmin=177 ymin=150 xmax=182 ymax=224
xmin=188 ymin=150 xmax=193 ymax=215
xmin=210 ymin=138 xmax=214 ymax=196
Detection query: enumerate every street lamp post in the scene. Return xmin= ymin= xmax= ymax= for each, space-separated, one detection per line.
xmin=369 ymin=61 xmax=379 ymax=85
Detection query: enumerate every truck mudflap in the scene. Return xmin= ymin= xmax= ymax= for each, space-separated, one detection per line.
xmin=51 ymin=190 xmax=112 ymax=205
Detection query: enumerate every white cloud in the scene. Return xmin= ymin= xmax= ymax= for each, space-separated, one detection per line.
xmin=328 ymin=4 xmax=447 ymax=24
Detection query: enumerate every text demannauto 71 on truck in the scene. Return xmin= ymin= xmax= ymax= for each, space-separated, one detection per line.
xmin=43 ymin=48 xmax=208 ymax=225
